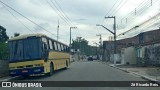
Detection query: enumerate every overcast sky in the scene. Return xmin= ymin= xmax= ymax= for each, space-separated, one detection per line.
xmin=0 ymin=0 xmax=160 ymax=45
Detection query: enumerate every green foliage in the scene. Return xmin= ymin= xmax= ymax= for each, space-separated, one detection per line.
xmin=0 ymin=26 xmax=9 ymax=60
xmin=0 ymin=42 xmax=8 ymax=60
xmin=0 ymin=26 xmax=9 ymax=43
xmin=72 ymin=38 xmax=96 ymax=56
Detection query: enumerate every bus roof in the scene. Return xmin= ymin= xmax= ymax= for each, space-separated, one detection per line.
xmin=8 ymin=34 xmax=68 ymax=46
xmin=8 ymin=34 xmax=46 ymax=41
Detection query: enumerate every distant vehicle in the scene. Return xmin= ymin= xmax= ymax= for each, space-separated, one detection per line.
xmin=87 ymin=56 xmax=93 ymax=61
xmin=92 ymin=56 xmax=98 ymax=60
xmin=8 ymin=34 xmax=70 ymax=77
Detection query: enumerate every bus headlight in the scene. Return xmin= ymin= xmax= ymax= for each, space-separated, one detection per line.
xmin=34 ymin=63 xmax=43 ymax=67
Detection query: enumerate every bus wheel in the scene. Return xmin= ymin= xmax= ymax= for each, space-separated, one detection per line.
xmin=64 ymin=61 xmax=68 ymax=69
xmin=49 ymin=63 xmax=54 ymax=76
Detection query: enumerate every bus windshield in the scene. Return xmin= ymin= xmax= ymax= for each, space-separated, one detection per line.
xmin=9 ymin=37 xmax=42 ymax=62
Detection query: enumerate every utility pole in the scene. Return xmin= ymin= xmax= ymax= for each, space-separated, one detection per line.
xmin=69 ymin=27 xmax=77 ymax=48
xmin=93 ymin=42 xmax=99 ymax=60
xmin=96 ymin=16 xmax=117 ymax=65
xmin=57 ymin=19 xmax=59 ymax=41
xmin=77 ymin=37 xmax=82 ymax=60
xmin=96 ymin=34 xmax=102 ymax=47
xmin=96 ymin=34 xmax=102 ymax=60
xmin=105 ymin=16 xmax=116 ymax=54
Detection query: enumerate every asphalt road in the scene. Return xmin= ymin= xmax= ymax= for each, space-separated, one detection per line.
xmin=1 ymin=61 xmax=160 ymax=90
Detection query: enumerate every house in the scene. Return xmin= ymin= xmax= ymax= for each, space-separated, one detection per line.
xmin=103 ymin=29 xmax=160 ymax=66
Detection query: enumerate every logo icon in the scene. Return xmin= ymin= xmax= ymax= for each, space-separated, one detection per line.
xmin=2 ymin=82 xmax=11 ymax=87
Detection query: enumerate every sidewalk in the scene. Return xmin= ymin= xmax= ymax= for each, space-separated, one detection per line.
xmin=106 ymin=62 xmax=160 ymax=84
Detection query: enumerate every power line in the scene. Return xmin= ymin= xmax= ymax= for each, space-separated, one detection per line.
xmin=49 ymin=0 xmax=72 ymax=25
xmin=118 ymin=0 xmax=159 ymax=36
xmin=118 ymin=0 xmax=158 ymax=30
xmin=46 ymin=0 xmax=70 ymax=26
xmin=51 ymin=0 xmax=81 ymax=36
xmin=46 ymin=0 xmax=81 ymax=38
xmin=52 ymin=0 xmax=82 ymax=39
xmin=105 ymin=0 xmax=119 ymax=17
xmin=118 ymin=1 xmax=150 ymax=29
xmin=0 ymin=0 xmax=57 ymax=37
xmin=124 ymin=0 xmax=158 ymax=27
xmin=111 ymin=0 xmax=128 ymax=16
xmin=113 ymin=0 xmax=148 ymax=29
xmin=102 ymin=0 xmax=124 ymax=25
xmin=54 ymin=0 xmax=73 ymax=25
xmin=101 ymin=0 xmax=119 ymax=25
xmin=108 ymin=0 xmax=124 ymax=16
xmin=121 ymin=0 xmax=146 ymax=20
xmin=52 ymin=0 xmax=82 ymax=37
xmin=4 ymin=5 xmax=34 ymax=34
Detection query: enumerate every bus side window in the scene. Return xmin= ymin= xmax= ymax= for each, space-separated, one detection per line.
xmin=61 ymin=44 xmax=64 ymax=52
xmin=66 ymin=47 xmax=69 ymax=52
xmin=54 ymin=42 xmax=58 ymax=51
xmin=57 ymin=43 xmax=61 ymax=51
xmin=52 ymin=41 xmax=55 ymax=50
xmin=49 ymin=40 xmax=53 ymax=50
xmin=42 ymin=37 xmax=48 ymax=50
xmin=63 ymin=46 xmax=66 ymax=52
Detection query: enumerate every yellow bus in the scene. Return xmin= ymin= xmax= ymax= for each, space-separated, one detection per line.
xmin=8 ymin=34 xmax=70 ymax=77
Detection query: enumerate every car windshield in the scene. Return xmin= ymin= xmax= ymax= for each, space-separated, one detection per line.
xmin=8 ymin=37 xmax=42 ymax=62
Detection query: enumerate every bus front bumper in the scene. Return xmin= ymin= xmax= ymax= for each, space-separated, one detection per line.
xmin=9 ymin=66 xmax=44 ymax=77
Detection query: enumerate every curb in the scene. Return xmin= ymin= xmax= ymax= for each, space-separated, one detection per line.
xmin=108 ymin=64 xmax=160 ymax=84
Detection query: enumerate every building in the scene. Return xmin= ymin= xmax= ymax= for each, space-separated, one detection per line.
xmin=103 ymin=29 xmax=160 ymax=65
xmin=121 ymin=47 xmax=136 ymax=65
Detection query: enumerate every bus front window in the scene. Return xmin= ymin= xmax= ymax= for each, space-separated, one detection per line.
xmin=9 ymin=40 xmax=23 ymax=61
xmin=9 ymin=38 xmax=42 ymax=62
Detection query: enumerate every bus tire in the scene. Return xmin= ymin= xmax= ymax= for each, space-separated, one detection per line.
xmin=49 ymin=63 xmax=54 ymax=76
xmin=64 ymin=61 xmax=68 ymax=69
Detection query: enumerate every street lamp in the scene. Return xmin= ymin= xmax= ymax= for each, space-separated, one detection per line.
xmin=96 ymin=24 xmax=116 ymax=53
xmin=96 ymin=24 xmax=117 ymax=65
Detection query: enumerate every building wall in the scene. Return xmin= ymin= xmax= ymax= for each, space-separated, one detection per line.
xmin=136 ymin=43 xmax=160 ymax=66
xmin=121 ymin=47 xmax=136 ymax=65
xmin=143 ymin=43 xmax=160 ymax=66
xmin=103 ymin=29 xmax=160 ymax=64
xmin=144 ymin=29 xmax=160 ymax=43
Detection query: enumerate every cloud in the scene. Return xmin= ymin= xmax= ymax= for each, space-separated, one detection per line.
xmin=0 ymin=0 xmax=159 ymax=45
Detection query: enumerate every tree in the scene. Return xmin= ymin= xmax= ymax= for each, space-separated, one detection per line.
xmin=71 ymin=37 xmax=96 ymax=56
xmin=0 ymin=25 xmax=9 ymax=60
xmin=0 ymin=25 xmax=9 ymax=43
xmin=0 ymin=43 xmax=8 ymax=60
